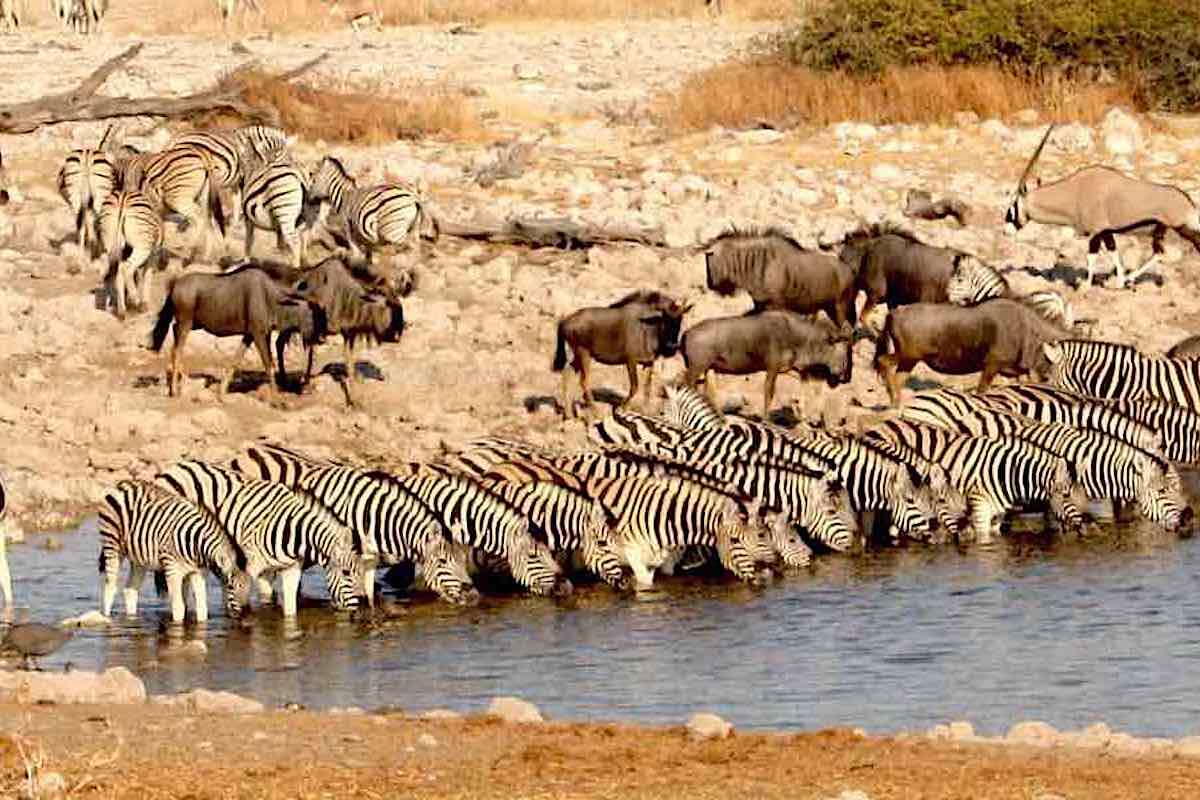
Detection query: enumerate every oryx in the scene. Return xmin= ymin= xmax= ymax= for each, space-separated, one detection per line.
xmin=1005 ymin=124 xmax=1200 ymax=289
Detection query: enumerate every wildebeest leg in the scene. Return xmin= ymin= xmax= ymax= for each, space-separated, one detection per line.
xmin=876 ymin=354 xmax=903 ymax=407
xmin=168 ymin=323 xmax=191 ymax=398
xmin=641 ymin=363 xmax=654 ymax=405
xmin=1123 ymin=224 xmax=1166 ymax=286
xmin=559 ymin=364 xmax=575 ymax=419
xmin=250 ymin=331 xmax=278 ymax=403
xmin=976 ymin=363 xmax=1000 ymax=394
xmin=221 ymin=336 xmax=251 ymax=398
xmin=622 ymin=360 xmax=639 ymax=407
xmin=577 ymin=349 xmax=594 ymax=410
xmin=763 ymin=368 xmax=779 ymax=419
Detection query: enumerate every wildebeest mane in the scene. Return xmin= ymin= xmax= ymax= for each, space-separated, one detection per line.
xmin=700 ymin=225 xmax=809 ymax=252
xmin=838 ymin=221 xmax=923 ymax=246
xmin=609 ymin=290 xmax=674 ymax=309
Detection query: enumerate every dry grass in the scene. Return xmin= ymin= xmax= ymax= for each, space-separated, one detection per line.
xmin=663 ymin=62 xmax=1138 ymax=130
xmin=126 ymin=0 xmax=791 ymax=34
xmin=199 ymin=68 xmax=477 ymax=143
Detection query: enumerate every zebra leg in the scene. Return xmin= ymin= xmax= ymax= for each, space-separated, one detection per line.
xmin=362 ymin=564 xmax=376 ymax=606
xmin=99 ymin=555 xmax=121 ymax=617
xmin=123 ymin=564 xmax=146 ymax=616
xmin=278 ymin=564 xmax=302 ymax=618
xmin=188 ymin=572 xmax=209 ymax=623
xmin=255 ymin=574 xmax=275 ymax=606
xmin=164 ymin=568 xmax=187 ymax=624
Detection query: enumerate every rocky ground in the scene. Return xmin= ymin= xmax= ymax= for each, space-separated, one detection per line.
xmin=0 ymin=10 xmax=1199 ymax=542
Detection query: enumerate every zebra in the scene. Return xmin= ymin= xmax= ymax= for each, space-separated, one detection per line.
xmin=170 ymin=125 xmax=291 ymax=232
xmin=59 ymin=0 xmax=104 ymax=33
xmin=155 ymin=460 xmax=365 ymax=617
xmin=119 ymin=145 xmax=225 ymax=260
xmin=240 ymin=152 xmax=313 ymax=268
xmin=585 ymin=474 xmax=768 ymax=589
xmin=308 ymin=155 xmax=439 ymax=266
xmin=444 ymin=437 xmax=572 ymax=484
xmin=865 ymin=419 xmax=1085 ymax=542
xmin=904 ymin=388 xmax=1190 ymax=532
xmin=945 ymin=258 xmax=1077 ymax=330
xmin=232 ymin=443 xmax=478 ymax=606
xmin=386 ymin=465 xmax=570 ymax=597
xmin=97 ymin=188 xmax=163 ymax=320
xmin=852 ymin=434 xmax=969 ymax=542
xmin=1042 ymin=339 xmax=1200 ymax=413
xmin=1102 ymin=396 xmax=1200 ymax=466
xmin=1 ymin=0 xmax=18 ymax=32
xmin=977 ymin=384 xmax=1163 ymax=455
xmin=98 ymin=480 xmax=251 ymax=623
xmin=476 ymin=477 xmax=631 ymax=590
xmin=662 ymin=384 xmax=726 ymax=430
xmin=56 ymin=147 xmax=121 ymax=258
xmin=216 ymin=0 xmax=263 ymax=25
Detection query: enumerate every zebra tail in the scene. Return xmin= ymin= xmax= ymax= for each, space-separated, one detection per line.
xmin=153 ymin=570 xmax=167 ymax=597
xmin=552 ymin=321 xmax=568 ymax=372
xmin=206 ymin=171 xmax=227 ymax=239
xmin=149 ymin=292 xmax=176 ymax=353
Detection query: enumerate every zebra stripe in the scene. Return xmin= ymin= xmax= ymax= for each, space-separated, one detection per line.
xmin=946 ymin=258 xmax=1075 ymax=328
xmin=171 ymin=126 xmax=291 ymax=228
xmin=866 ymin=419 xmax=1084 ymax=542
xmin=310 ymin=155 xmax=432 ymax=263
xmin=56 ymin=148 xmax=119 ymax=256
xmin=98 ymin=480 xmax=250 ymax=623
xmin=1044 ymin=339 xmax=1200 ymax=413
xmin=662 ymin=384 xmax=726 ymax=430
xmin=476 ymin=477 xmax=631 ymax=589
xmin=98 ymin=188 xmax=163 ymax=320
xmin=385 ymin=466 xmax=569 ymax=597
xmin=233 ymin=443 xmax=478 ymax=606
xmin=1102 ymin=396 xmax=1200 ymax=466
xmin=585 ymin=474 xmax=768 ymax=589
xmin=978 ymin=384 xmax=1163 ymax=454
xmin=155 ymin=460 xmax=364 ymax=616
xmin=241 ymin=153 xmax=311 ymax=267
xmin=120 ymin=145 xmax=224 ymax=249
xmin=905 ymin=389 xmax=1188 ymax=531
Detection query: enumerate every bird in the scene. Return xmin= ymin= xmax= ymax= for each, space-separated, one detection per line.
xmin=1 ymin=623 xmax=72 ymax=671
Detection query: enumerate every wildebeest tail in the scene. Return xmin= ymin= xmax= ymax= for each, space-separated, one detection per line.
xmin=552 ymin=321 xmax=568 ymax=372
xmin=150 ymin=291 xmax=176 ymax=353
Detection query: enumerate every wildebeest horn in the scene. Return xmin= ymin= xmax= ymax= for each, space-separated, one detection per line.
xmin=1017 ymin=123 xmax=1056 ymax=192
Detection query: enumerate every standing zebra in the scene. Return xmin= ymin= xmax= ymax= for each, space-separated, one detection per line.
xmin=945 ymin=257 xmax=1077 ymax=330
xmin=233 ymin=442 xmax=479 ymax=606
xmin=155 ymin=460 xmax=365 ymax=617
xmin=0 ymin=0 xmax=18 ymax=32
xmin=216 ymin=0 xmax=263 ymax=26
xmin=1042 ymin=339 xmax=1200 ymax=413
xmin=57 ymin=147 xmax=121 ymax=258
xmin=585 ymin=475 xmax=768 ymax=590
xmin=309 ymin=155 xmax=439 ymax=268
xmin=97 ymin=188 xmax=163 ymax=320
xmin=119 ymin=145 xmax=225 ymax=260
xmin=387 ymin=465 xmax=570 ymax=597
xmin=170 ymin=125 xmax=291 ymax=233
xmin=57 ymin=0 xmax=105 ymax=33
xmin=866 ymin=419 xmax=1086 ymax=542
xmin=241 ymin=152 xmax=313 ymax=268
xmin=98 ymin=480 xmax=251 ymax=623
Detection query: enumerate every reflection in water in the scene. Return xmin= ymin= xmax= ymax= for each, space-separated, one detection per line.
xmin=8 ymin=515 xmax=1200 ymax=736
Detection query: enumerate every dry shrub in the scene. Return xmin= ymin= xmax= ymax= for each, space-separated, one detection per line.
xmin=664 ymin=62 xmax=1134 ymax=130
xmin=215 ymin=69 xmax=476 ymax=143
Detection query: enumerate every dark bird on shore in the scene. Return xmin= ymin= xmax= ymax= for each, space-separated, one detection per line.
xmin=1 ymin=623 xmax=72 ymax=671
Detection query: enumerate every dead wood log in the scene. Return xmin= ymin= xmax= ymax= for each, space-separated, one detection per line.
xmin=902 ymin=189 xmax=973 ymax=226
xmin=438 ymin=215 xmax=668 ymax=249
xmin=0 ymin=45 xmax=329 ymax=134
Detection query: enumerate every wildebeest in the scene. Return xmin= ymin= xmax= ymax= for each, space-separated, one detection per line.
xmin=1006 ymin=124 xmax=1200 ymax=288
xmin=681 ymin=311 xmax=852 ymax=418
xmin=288 ymin=256 xmax=406 ymax=406
xmin=552 ymin=291 xmax=691 ymax=418
xmin=150 ymin=266 xmax=326 ymax=401
xmin=838 ymin=224 xmax=968 ymax=325
xmin=1167 ymin=335 xmax=1200 ymax=359
xmin=702 ymin=227 xmax=857 ymax=327
xmin=874 ymin=298 xmax=1070 ymax=406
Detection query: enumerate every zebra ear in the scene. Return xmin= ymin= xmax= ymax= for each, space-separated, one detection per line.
xmin=1042 ymin=341 xmax=1063 ymax=365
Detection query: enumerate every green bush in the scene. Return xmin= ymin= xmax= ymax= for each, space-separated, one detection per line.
xmin=759 ymin=0 xmax=1200 ymax=111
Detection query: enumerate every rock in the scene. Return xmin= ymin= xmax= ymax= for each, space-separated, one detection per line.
xmin=1032 ymin=794 xmax=1067 ymax=800
xmin=827 ymin=792 xmax=871 ymax=800
xmin=953 ymin=111 xmax=980 ymax=127
xmin=1006 ymin=720 xmax=1059 ymax=746
xmin=926 ymin=724 xmax=950 ymax=740
xmin=153 ymin=688 xmax=265 ymax=714
xmin=1107 ymin=732 xmax=1152 ymax=755
xmin=1176 ymin=736 xmax=1200 ymax=757
xmin=793 ymin=187 xmax=821 ymax=206
xmin=870 ymin=164 xmax=903 ymax=183
xmin=1054 ymin=123 xmax=1094 ymax=152
xmin=1014 ymin=108 xmax=1040 ymax=125
xmin=21 ymin=770 xmax=66 ymax=799
xmin=980 ymin=119 xmax=1011 ymax=140
xmin=417 ymin=733 xmax=438 ymax=748
xmin=59 ymin=611 xmax=109 ymax=628
xmin=40 ymin=536 xmax=62 ymax=551
xmin=420 ymin=708 xmax=462 ymax=721
xmin=513 ymin=64 xmax=542 ymax=81
xmin=853 ymin=123 xmax=878 ymax=140
xmin=686 ymin=712 xmax=733 ymax=740
xmin=1071 ymin=722 xmax=1112 ymax=750
xmin=0 ymin=666 xmax=145 ymax=705
xmin=948 ymin=720 xmax=975 ymax=740
xmin=736 ymin=129 xmax=783 ymax=146
xmin=1101 ymin=107 xmax=1142 ymax=156
xmin=486 ymin=696 xmax=543 ymax=724
xmin=1151 ymin=150 xmax=1180 ymax=166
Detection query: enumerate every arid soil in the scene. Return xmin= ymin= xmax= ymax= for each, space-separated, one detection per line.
xmin=2 ymin=702 xmax=1200 ymax=800
xmin=0 ymin=9 xmax=1199 ymax=540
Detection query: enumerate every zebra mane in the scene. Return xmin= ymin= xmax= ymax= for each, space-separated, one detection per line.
xmin=700 ymin=225 xmax=809 ymax=252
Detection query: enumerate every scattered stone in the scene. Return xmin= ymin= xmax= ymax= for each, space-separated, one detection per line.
xmin=0 ymin=666 xmax=145 ymax=705
xmin=421 ymin=708 xmax=462 ymax=721
xmin=39 ymin=536 xmax=61 ymax=551
xmin=21 ymin=770 xmax=66 ymax=799
xmin=417 ymin=733 xmax=438 ymax=748
xmin=252 ymin=731 xmax=268 ymax=741
xmin=1006 ymin=720 xmax=1059 ymax=747
xmin=686 ymin=712 xmax=733 ymax=740
xmin=59 ymin=611 xmax=109 ymax=628
xmin=513 ymin=64 xmax=543 ymax=81
xmin=953 ymin=111 xmax=980 ymax=126
xmin=1101 ymin=107 xmax=1142 ymax=156
xmin=1175 ymin=736 xmax=1200 ymax=757
xmin=486 ymin=696 xmax=543 ymax=724
xmin=1014 ymin=108 xmax=1040 ymax=125
xmin=870 ymin=164 xmax=903 ymax=183
xmin=825 ymin=791 xmax=871 ymax=800
xmin=152 ymin=688 xmax=264 ymax=714
xmin=980 ymin=119 xmax=1011 ymax=140
xmin=736 ymin=129 xmax=784 ymax=146
xmin=948 ymin=721 xmax=975 ymax=740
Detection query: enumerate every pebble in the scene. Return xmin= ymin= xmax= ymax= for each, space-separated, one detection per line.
xmin=486 ymin=696 xmax=544 ymax=724
xmin=420 ymin=709 xmax=462 ymax=721
xmin=686 ymin=712 xmax=733 ymax=741
xmin=417 ymin=733 xmax=438 ymax=748
xmin=1006 ymin=720 xmax=1059 ymax=746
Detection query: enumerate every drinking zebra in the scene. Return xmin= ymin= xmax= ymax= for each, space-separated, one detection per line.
xmin=240 ymin=152 xmax=313 ymax=268
xmin=662 ymin=384 xmax=727 ymax=430
xmin=1101 ymin=396 xmax=1200 ymax=466
xmin=97 ymin=188 xmax=163 ymax=320
xmin=170 ymin=125 xmax=291 ymax=233
xmin=155 ymin=460 xmax=365 ymax=617
xmin=309 ymin=155 xmax=439 ymax=266
xmin=57 ymin=147 xmax=121 ymax=258
xmin=233 ymin=442 xmax=479 ymax=606
xmin=1042 ymin=339 xmax=1200 ymax=413
xmin=386 ymin=465 xmax=571 ymax=597
xmin=978 ymin=384 xmax=1163 ymax=455
xmin=98 ymin=480 xmax=251 ymax=623
xmin=865 ymin=419 xmax=1086 ymax=542
xmin=904 ymin=388 xmax=1190 ymax=532
xmin=585 ymin=474 xmax=770 ymax=589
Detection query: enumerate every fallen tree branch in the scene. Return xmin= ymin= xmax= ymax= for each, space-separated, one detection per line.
xmin=0 ymin=45 xmax=329 ymax=135
xmin=439 ymin=215 xmax=669 ymax=249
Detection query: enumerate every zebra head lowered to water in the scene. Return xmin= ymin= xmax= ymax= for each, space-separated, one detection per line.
xmin=1006 ymin=124 xmax=1200 ymax=289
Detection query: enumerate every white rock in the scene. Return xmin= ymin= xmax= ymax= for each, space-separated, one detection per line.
xmin=513 ymin=64 xmax=542 ymax=81
xmin=828 ymin=792 xmax=871 ymax=800
xmin=719 ymin=147 xmax=743 ymax=164
xmin=1054 ymin=123 xmax=1094 ymax=152
xmin=1101 ymin=107 xmax=1142 ymax=156
xmin=1151 ymin=150 xmax=1180 ymax=166
xmin=948 ymin=720 xmax=975 ymax=740
xmin=486 ymin=696 xmax=543 ymax=724
xmin=1006 ymin=720 xmax=1059 ymax=746
xmin=980 ymin=119 xmax=1011 ymax=140
xmin=793 ymin=188 xmax=821 ymax=206
xmin=420 ymin=708 xmax=462 ymax=721
xmin=736 ymin=129 xmax=783 ymax=146
xmin=21 ymin=771 xmax=66 ymax=799
xmin=953 ymin=111 xmax=980 ymax=127
xmin=853 ymin=123 xmax=879 ymax=140
xmin=1014 ymin=108 xmax=1040 ymax=125
xmin=417 ymin=733 xmax=439 ymax=748
xmin=153 ymin=688 xmax=265 ymax=714
xmin=1176 ymin=736 xmax=1200 ymax=757
xmin=686 ymin=712 xmax=733 ymax=740
xmin=870 ymin=164 xmax=903 ymax=184
xmin=0 ymin=667 xmax=145 ymax=705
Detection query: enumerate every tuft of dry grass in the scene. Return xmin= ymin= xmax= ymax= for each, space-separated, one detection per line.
xmin=663 ymin=62 xmax=1138 ymax=130
xmin=197 ymin=68 xmax=477 ymax=143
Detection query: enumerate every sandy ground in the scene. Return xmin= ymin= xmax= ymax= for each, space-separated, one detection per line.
xmin=2 ymin=702 xmax=1200 ymax=799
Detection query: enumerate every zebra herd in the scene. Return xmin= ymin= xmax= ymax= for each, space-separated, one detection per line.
xmin=0 ymin=0 xmax=274 ymax=32
xmin=87 ymin=369 xmax=1199 ymax=625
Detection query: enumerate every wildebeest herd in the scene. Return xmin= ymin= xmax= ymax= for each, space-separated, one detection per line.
xmin=4 ymin=118 xmax=1200 ymax=631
